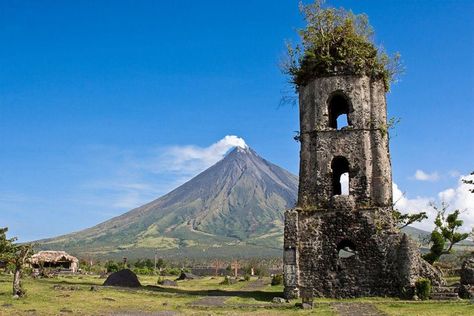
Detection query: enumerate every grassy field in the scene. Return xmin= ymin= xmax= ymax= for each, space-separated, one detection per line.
xmin=0 ymin=274 xmax=472 ymax=315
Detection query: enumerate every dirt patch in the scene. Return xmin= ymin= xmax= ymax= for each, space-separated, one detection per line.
xmin=331 ymin=302 xmax=386 ymax=316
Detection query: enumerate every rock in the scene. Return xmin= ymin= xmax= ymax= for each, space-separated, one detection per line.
xmin=272 ymin=297 xmax=286 ymax=304
xmin=103 ymin=297 xmax=116 ymax=301
xmin=302 ymin=302 xmax=313 ymax=309
xmin=159 ymin=279 xmax=178 ymax=287
xmin=103 ymin=269 xmax=141 ymax=288
xmin=90 ymin=285 xmax=98 ymax=291
xmin=12 ymin=295 xmax=19 ymax=300
xmin=459 ymin=284 xmax=474 ymax=299
xmin=461 ymin=259 xmax=474 ymax=285
xmin=176 ymin=272 xmax=198 ymax=281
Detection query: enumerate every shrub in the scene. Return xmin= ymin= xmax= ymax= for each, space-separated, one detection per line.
xmin=104 ymin=260 xmax=120 ymax=273
xmin=282 ymin=0 xmax=402 ymax=91
xmin=243 ymin=274 xmax=251 ymax=281
xmin=271 ymin=274 xmax=283 ymax=286
xmin=220 ymin=276 xmax=237 ymax=285
xmin=415 ymin=278 xmax=431 ymax=300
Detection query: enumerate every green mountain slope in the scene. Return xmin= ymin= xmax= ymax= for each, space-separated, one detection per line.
xmin=37 ymin=147 xmax=298 ymax=258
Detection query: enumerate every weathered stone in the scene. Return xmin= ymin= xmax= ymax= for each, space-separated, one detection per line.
xmin=283 ymin=75 xmax=443 ymax=299
xmin=159 ymin=279 xmax=178 ymax=287
xmin=461 ymin=258 xmax=474 ymax=285
xmin=272 ymin=297 xmax=286 ymax=304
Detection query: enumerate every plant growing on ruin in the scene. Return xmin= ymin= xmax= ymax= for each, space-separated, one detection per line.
xmin=415 ymin=278 xmax=431 ymax=300
xmin=393 ymin=210 xmax=428 ymax=230
xmin=0 ymin=227 xmax=33 ymax=297
xmin=282 ymin=0 xmax=402 ymax=91
xmin=422 ymin=203 xmax=469 ymax=264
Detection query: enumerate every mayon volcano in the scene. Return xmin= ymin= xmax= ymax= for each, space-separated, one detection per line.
xmin=38 ymin=146 xmax=299 ymax=258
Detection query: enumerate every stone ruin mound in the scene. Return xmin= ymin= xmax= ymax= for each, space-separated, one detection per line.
xmin=176 ymin=272 xmax=198 ymax=281
xmin=103 ymin=269 xmax=141 ymax=288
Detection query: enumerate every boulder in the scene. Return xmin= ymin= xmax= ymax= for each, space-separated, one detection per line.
xmin=176 ymin=272 xmax=198 ymax=281
xmin=103 ymin=269 xmax=141 ymax=288
xmin=272 ymin=297 xmax=286 ymax=304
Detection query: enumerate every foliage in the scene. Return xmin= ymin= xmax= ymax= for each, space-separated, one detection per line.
xmin=104 ymin=260 xmax=120 ymax=273
xmin=271 ymin=274 xmax=283 ymax=286
xmin=415 ymin=278 xmax=431 ymax=300
xmin=282 ymin=0 xmax=402 ymax=91
xmin=392 ymin=210 xmax=428 ymax=229
xmin=422 ymin=203 xmax=469 ymax=264
xmin=0 ymin=227 xmax=33 ymax=297
xmin=462 ymin=171 xmax=474 ymax=193
xmin=243 ymin=274 xmax=251 ymax=281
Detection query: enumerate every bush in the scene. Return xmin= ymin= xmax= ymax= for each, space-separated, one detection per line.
xmin=415 ymin=278 xmax=431 ymax=300
xmin=283 ymin=1 xmax=402 ymax=91
xmin=271 ymin=274 xmax=283 ymax=286
xmin=220 ymin=276 xmax=237 ymax=285
xmin=104 ymin=260 xmax=120 ymax=273
xmin=243 ymin=274 xmax=251 ymax=281
xmin=161 ymin=267 xmax=181 ymax=276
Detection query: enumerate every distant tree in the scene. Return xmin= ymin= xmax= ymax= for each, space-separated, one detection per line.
xmin=0 ymin=227 xmax=33 ymax=297
xmin=392 ymin=210 xmax=428 ymax=229
xmin=423 ymin=203 xmax=469 ymax=264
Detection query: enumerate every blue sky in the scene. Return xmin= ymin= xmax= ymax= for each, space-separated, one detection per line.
xmin=1 ymin=0 xmax=473 ymax=241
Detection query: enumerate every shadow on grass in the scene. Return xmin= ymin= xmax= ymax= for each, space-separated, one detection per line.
xmin=144 ymin=285 xmax=281 ymax=302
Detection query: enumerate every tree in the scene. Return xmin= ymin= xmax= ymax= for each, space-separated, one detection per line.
xmin=392 ymin=210 xmax=428 ymax=229
xmin=282 ymin=0 xmax=402 ymax=91
xmin=422 ymin=203 xmax=469 ymax=264
xmin=462 ymin=171 xmax=474 ymax=193
xmin=0 ymin=227 xmax=33 ymax=297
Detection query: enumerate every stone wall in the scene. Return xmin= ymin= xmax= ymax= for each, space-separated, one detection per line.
xmin=284 ymin=75 xmax=443 ymax=298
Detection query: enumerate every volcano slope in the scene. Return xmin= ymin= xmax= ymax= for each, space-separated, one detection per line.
xmin=38 ymin=147 xmax=299 ymax=259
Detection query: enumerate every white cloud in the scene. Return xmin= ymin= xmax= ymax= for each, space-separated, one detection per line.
xmin=147 ymin=135 xmax=247 ymax=176
xmin=394 ymin=173 xmax=474 ymax=232
xmin=340 ymin=172 xmax=349 ymax=195
xmin=413 ymin=169 xmax=439 ymax=181
xmin=81 ymin=135 xmax=248 ymax=211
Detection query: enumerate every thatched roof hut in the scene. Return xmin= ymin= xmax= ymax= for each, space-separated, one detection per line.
xmin=31 ymin=251 xmax=79 ymax=273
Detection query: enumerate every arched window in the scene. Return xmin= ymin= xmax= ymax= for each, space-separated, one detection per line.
xmin=328 ymin=92 xmax=352 ymax=129
xmin=331 ymin=156 xmax=350 ymax=196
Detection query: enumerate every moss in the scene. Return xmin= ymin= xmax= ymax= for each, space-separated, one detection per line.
xmin=283 ymin=1 xmax=402 ymax=91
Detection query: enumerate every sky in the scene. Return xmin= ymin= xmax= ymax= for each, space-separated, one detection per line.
xmin=1 ymin=0 xmax=473 ymax=241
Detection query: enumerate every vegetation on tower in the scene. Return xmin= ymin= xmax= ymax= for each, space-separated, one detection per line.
xmin=282 ymin=0 xmax=402 ymax=91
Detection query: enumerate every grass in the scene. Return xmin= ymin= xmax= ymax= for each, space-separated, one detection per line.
xmin=0 ymin=274 xmax=473 ymax=315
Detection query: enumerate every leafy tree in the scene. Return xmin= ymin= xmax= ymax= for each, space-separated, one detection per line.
xmin=462 ymin=171 xmax=474 ymax=193
xmin=392 ymin=210 xmax=428 ymax=229
xmin=423 ymin=203 xmax=469 ymax=264
xmin=0 ymin=227 xmax=33 ymax=297
xmin=282 ymin=0 xmax=402 ymax=91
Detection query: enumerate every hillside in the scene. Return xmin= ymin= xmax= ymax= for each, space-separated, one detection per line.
xmin=38 ymin=147 xmax=298 ymax=258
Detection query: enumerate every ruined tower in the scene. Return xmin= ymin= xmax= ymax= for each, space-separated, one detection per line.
xmin=283 ymin=76 xmax=442 ymax=298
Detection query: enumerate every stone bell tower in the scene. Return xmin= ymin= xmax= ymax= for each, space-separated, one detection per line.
xmin=283 ymin=76 xmax=442 ymax=299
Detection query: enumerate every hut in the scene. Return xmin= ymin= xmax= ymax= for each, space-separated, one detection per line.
xmin=31 ymin=251 xmax=79 ymax=273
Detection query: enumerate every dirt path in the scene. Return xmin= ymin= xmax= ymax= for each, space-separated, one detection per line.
xmin=187 ymin=278 xmax=269 ymax=307
xmin=331 ymin=302 xmax=386 ymax=316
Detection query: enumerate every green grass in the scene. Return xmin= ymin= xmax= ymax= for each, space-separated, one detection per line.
xmin=0 ymin=274 xmax=473 ymax=315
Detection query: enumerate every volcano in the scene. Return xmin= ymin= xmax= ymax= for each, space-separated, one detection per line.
xmin=38 ymin=146 xmax=299 ymax=258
